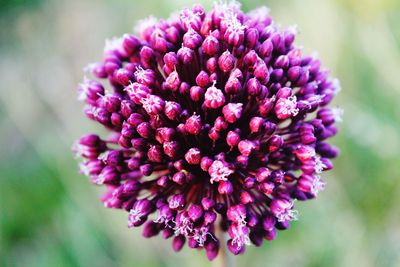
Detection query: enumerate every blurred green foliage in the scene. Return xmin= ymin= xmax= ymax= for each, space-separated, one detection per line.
xmin=1 ymin=0 xmax=400 ymax=266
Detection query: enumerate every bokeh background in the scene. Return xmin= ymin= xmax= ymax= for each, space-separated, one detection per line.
xmin=1 ymin=0 xmax=400 ymax=266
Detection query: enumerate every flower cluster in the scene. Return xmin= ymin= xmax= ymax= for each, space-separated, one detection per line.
xmin=74 ymin=1 xmax=341 ymax=260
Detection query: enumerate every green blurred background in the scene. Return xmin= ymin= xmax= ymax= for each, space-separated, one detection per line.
xmin=1 ymin=0 xmax=399 ymax=266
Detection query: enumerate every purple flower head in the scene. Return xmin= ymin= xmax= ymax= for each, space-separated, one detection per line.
xmin=74 ymin=1 xmax=341 ymax=260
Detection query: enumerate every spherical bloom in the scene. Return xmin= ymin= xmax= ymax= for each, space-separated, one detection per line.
xmin=74 ymin=1 xmax=341 ymax=260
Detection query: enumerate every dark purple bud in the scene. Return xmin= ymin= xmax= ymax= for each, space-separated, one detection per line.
xmin=268 ymin=135 xmax=284 ymax=152
xmin=317 ymin=142 xmax=340 ymax=158
xmin=140 ymin=164 xmax=153 ymax=176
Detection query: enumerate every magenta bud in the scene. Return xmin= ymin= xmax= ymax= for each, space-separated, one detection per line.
xmin=246 ymin=78 xmax=261 ymax=96
xmin=262 ymin=215 xmax=276 ymax=231
xmin=200 ymin=157 xmax=213 ymax=171
xmin=188 ymin=204 xmax=203 ymax=221
xmin=206 ymin=57 xmax=218 ymax=73
xmin=163 ymin=141 xmax=179 ymax=158
xmin=147 ymin=145 xmax=163 ymax=163
xmin=264 ymin=228 xmax=277 ymax=241
xmin=243 ymin=50 xmax=258 ymax=66
xmin=256 ymin=167 xmax=271 ymax=183
xmin=222 ymin=103 xmax=243 ymax=123
xmin=169 ymin=194 xmax=186 ymax=210
xmin=227 ymin=239 xmax=245 ymax=255
xmin=183 ymin=28 xmax=203 ymax=49
xmin=196 ymin=71 xmax=210 ymax=88
xmin=201 ymin=197 xmax=215 ymax=210
xmin=226 ymin=130 xmax=240 ymax=147
xmin=120 ymin=100 xmax=135 ymax=118
xmin=185 ymin=148 xmax=201 ymax=165
xmin=249 ymin=117 xmax=264 ymax=133
xmin=218 ymin=51 xmax=235 ymax=73
xmin=204 ymin=211 xmax=217 ymax=226
xmin=131 ymin=138 xmax=146 ymax=151
xmin=238 ymin=140 xmax=256 ymax=156
xmin=172 ymin=235 xmax=186 ymax=252
xmin=164 ymin=101 xmax=182 ymax=121
xmin=185 ymin=115 xmax=202 ymax=135
xmin=205 ymin=239 xmax=219 ymax=260
xmin=259 ymin=39 xmax=273 ymax=57
xmin=164 ymin=70 xmax=181 ymax=91
xmin=268 ymin=135 xmax=284 ymax=152
xmin=190 ymin=86 xmax=205 ymax=102
xmin=276 ymin=87 xmax=292 ymax=99
xmin=142 ymin=221 xmax=159 ymax=238
xmin=258 ymin=97 xmax=274 ymax=116
xmin=254 ymin=61 xmax=269 ymax=82
xmin=239 ymin=191 xmax=253 ymax=206
xmin=136 ymin=122 xmax=152 ymax=139
xmin=202 ymin=35 xmax=219 ymax=56
xmin=225 ymin=77 xmax=242 ymax=95
xmin=274 ymin=55 xmax=290 ymax=69
xmin=163 ymin=52 xmax=178 ymax=69
xmin=172 ymin=171 xmax=186 ymax=185
xmin=245 ymin=28 xmax=259 ymax=48
xmin=140 ymin=164 xmax=153 ymax=176
xmin=127 ymin=113 xmax=144 ymax=127
xmin=227 ymin=204 xmax=246 ymax=223
xmin=122 ymin=34 xmax=141 ymax=54
xmin=177 ymin=47 xmax=194 ymax=64
xmin=115 ymin=68 xmax=132 ymax=86
xmin=218 ymin=180 xmax=233 ymax=195
xmin=244 ymin=177 xmax=256 ymax=189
